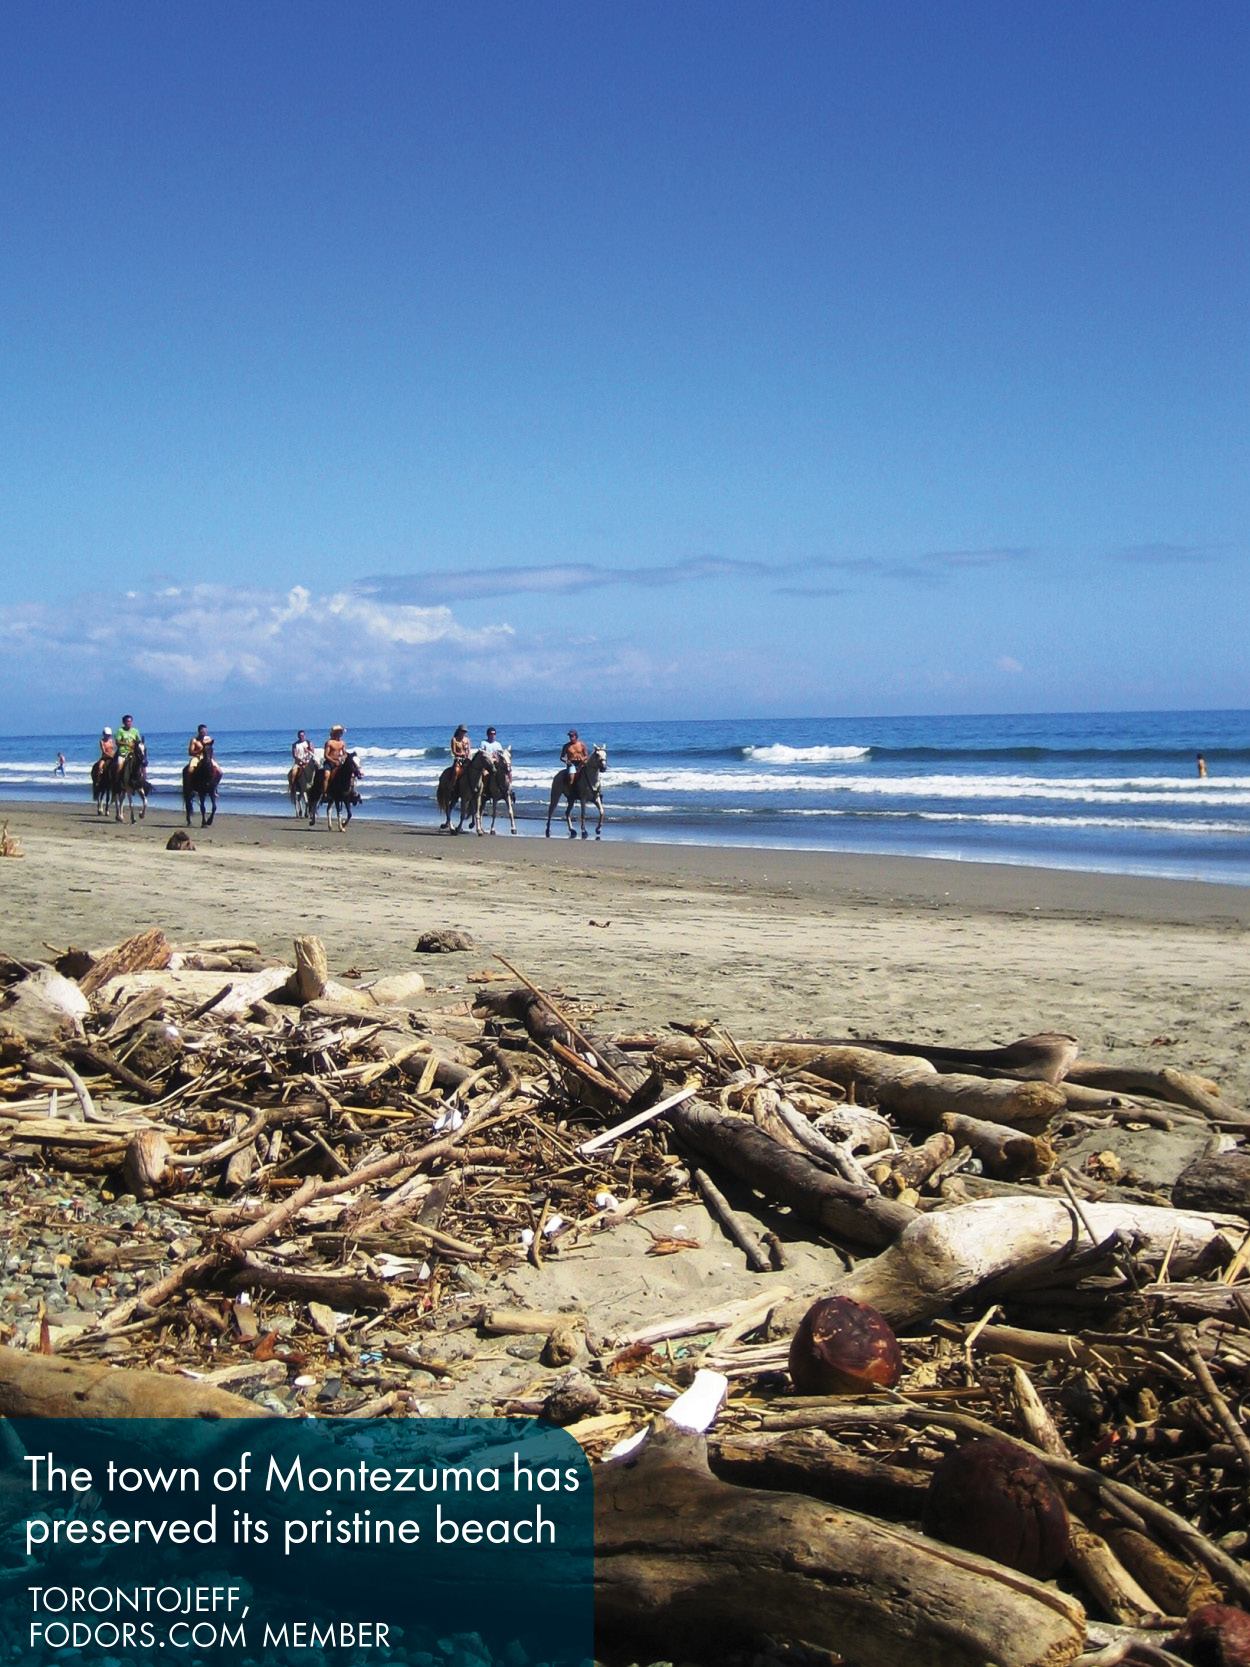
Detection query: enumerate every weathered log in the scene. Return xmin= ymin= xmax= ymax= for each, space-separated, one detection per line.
xmin=882 ymin=1072 xmax=1066 ymax=1133
xmin=79 ymin=927 xmax=172 ymax=997
xmin=293 ymin=935 xmax=329 ymax=1003
xmin=670 ymin=1097 xmax=917 ymax=1249
xmin=830 ymin=1196 xmax=1236 ymax=1329
xmin=1172 ymin=1151 xmax=1250 ymax=1219
xmin=733 ymin=1044 xmax=1068 ymax=1131
xmin=1 ymin=967 xmax=90 ymax=1043
xmin=708 ymin=1427 xmax=928 ymax=1517
xmin=885 ymin=1131 xmax=957 ymax=1190
xmin=121 ymin=1130 xmax=177 ymax=1199
xmin=1065 ymin=1063 xmax=1248 ymax=1125
xmin=0 ymin=1344 xmax=271 ymax=1420
xmin=593 ymin=1424 xmax=1086 ymax=1667
xmin=939 ymin=1113 xmax=1055 ymax=1179
xmin=805 ymin=1033 xmax=1081 ymax=1084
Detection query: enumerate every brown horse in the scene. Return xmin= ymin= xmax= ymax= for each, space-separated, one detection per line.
xmin=308 ymin=752 xmax=363 ymax=830
xmin=437 ymin=752 xmax=490 ymax=834
xmin=182 ymin=744 xmax=220 ymax=827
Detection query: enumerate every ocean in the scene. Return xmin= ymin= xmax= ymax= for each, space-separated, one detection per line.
xmin=4 ymin=710 xmax=1249 ymax=885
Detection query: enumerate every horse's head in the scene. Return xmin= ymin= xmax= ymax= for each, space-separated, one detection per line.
xmin=592 ymin=743 xmax=607 ymax=768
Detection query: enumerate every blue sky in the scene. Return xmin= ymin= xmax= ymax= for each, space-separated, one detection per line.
xmin=1 ymin=1 xmax=1246 ymax=730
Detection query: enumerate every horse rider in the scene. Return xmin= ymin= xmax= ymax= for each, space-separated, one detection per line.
xmin=450 ymin=725 xmax=472 ymax=780
xmin=480 ymin=726 xmax=504 ymax=759
xmin=561 ymin=729 xmax=588 ymax=782
xmin=115 ymin=715 xmax=143 ymax=763
xmin=292 ymin=730 xmax=315 ymax=767
xmin=188 ymin=723 xmax=223 ymax=785
xmin=316 ymin=724 xmax=348 ymax=793
xmin=98 ymin=726 xmax=117 ymax=764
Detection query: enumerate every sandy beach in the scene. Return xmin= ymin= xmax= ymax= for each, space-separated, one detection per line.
xmin=2 ymin=799 xmax=1247 ymax=1102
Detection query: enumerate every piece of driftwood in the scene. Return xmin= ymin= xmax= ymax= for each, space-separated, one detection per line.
xmin=708 ymin=1427 xmax=928 ymax=1517
xmin=1065 ymin=1063 xmax=1249 ymax=1125
xmin=294 ymin=935 xmax=329 ymax=1003
xmin=940 ymin=1113 xmax=1056 ymax=1179
xmin=79 ymin=928 xmax=172 ymax=998
xmin=1007 ymin=1366 xmax=1162 ymax=1625
xmin=670 ymin=1096 xmax=917 ymax=1249
xmin=593 ymin=1425 xmax=1086 ymax=1667
xmin=0 ymin=1344 xmax=272 ymax=1419
xmin=884 ymin=1130 xmax=956 ymax=1190
xmin=808 ymin=1033 xmax=1081 ymax=1085
xmin=693 ymin=1168 xmax=772 ymax=1271
xmin=1172 ymin=1151 xmax=1250 ymax=1218
xmin=656 ymin=1040 xmax=1067 ymax=1130
xmin=830 ymin=1196 xmax=1237 ymax=1328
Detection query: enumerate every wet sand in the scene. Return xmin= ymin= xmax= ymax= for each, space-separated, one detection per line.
xmin=2 ymin=799 xmax=1248 ymax=1100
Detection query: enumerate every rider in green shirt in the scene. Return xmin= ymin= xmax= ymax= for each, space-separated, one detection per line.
xmin=115 ymin=715 xmax=143 ymax=759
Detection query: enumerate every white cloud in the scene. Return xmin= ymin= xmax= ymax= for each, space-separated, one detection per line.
xmin=0 ymin=581 xmax=514 ymax=697
xmin=995 ymin=654 xmax=1024 ymax=674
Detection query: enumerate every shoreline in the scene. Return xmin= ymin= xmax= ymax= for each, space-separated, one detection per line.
xmin=2 ymin=798 xmax=1249 ymax=928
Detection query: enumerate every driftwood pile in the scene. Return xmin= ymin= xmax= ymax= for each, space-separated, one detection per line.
xmin=1 ymin=929 xmax=1249 ymax=1667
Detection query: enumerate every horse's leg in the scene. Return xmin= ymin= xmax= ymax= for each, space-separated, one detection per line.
xmin=594 ymin=792 xmax=603 ymax=839
xmin=545 ymin=786 xmax=557 ymax=837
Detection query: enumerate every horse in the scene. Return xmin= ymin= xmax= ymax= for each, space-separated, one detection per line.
xmin=91 ymin=756 xmax=115 ymax=816
xmin=288 ymin=758 xmax=316 ymax=817
xmin=308 ymin=752 xmax=363 ymax=830
xmin=545 ymin=743 xmax=607 ymax=839
xmin=477 ymin=747 xmax=516 ymax=835
xmin=112 ymin=741 xmax=149 ymax=824
xmin=437 ymin=752 xmax=490 ymax=834
xmin=182 ymin=744 xmax=220 ymax=827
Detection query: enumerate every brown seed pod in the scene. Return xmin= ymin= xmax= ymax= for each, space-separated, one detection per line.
xmin=922 ymin=1437 xmax=1070 ymax=1580
xmin=787 ymin=1295 xmax=903 ymax=1395
xmin=1169 ymin=1605 xmax=1250 ymax=1667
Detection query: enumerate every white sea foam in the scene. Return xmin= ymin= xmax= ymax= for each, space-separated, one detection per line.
xmin=743 ymin=744 xmax=870 ymax=763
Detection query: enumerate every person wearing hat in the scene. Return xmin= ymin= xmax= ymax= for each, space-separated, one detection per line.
xmin=560 ymin=729 xmax=588 ymax=781
xmin=313 ymin=724 xmax=348 ymax=802
xmin=98 ymin=726 xmax=117 ymax=764
xmin=449 ymin=724 xmax=472 ymax=781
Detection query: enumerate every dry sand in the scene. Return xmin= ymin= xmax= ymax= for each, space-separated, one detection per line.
xmin=3 ymin=800 xmax=1248 ymax=1101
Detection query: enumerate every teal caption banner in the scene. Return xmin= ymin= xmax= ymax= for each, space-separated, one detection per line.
xmin=2 ymin=1419 xmax=592 ymax=1667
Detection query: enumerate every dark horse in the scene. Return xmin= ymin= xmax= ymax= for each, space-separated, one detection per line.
xmin=182 ymin=743 xmax=220 ymax=827
xmin=308 ymin=752 xmax=363 ymax=830
xmin=91 ymin=755 xmax=114 ymax=816
xmin=545 ymin=743 xmax=607 ymax=839
xmin=477 ymin=747 xmax=516 ymax=835
xmin=437 ymin=752 xmax=490 ymax=834
xmin=288 ymin=758 xmax=317 ymax=817
xmin=111 ymin=741 xmax=149 ymax=824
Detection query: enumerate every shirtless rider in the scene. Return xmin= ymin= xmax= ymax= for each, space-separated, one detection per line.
xmin=560 ymin=730 xmax=588 ymax=781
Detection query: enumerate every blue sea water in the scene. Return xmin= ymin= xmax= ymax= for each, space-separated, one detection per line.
xmin=4 ymin=711 xmax=1249 ymax=884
